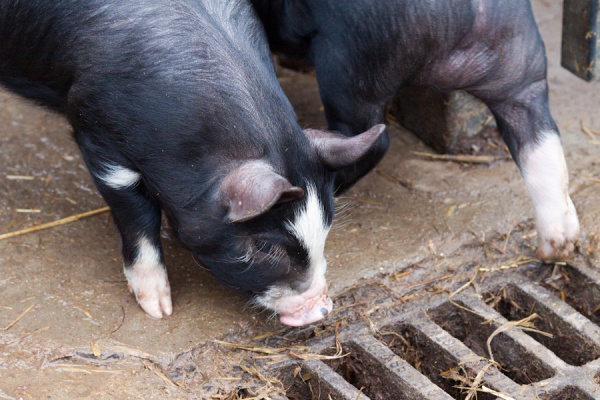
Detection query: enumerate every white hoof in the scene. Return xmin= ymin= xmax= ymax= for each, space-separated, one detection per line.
xmin=536 ymin=198 xmax=580 ymax=263
xmin=522 ymin=133 xmax=580 ymax=262
xmin=124 ymin=237 xmax=173 ymax=318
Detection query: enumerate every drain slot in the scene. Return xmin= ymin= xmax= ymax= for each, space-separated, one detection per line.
xmin=542 ymin=386 xmax=595 ymax=400
xmin=323 ymin=340 xmax=427 ymax=400
xmin=275 ymin=361 xmax=368 ymax=400
xmin=323 ymin=345 xmax=376 ymax=398
xmin=487 ymin=284 xmax=600 ymax=366
xmin=532 ymin=265 xmax=600 ymax=326
xmin=379 ymin=322 xmax=496 ymax=400
xmin=429 ymin=301 xmax=555 ymax=384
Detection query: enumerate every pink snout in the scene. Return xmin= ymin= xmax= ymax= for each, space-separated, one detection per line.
xmin=278 ymin=280 xmax=333 ymax=326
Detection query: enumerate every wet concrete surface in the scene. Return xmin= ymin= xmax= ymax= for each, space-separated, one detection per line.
xmin=1 ymin=1 xmax=599 ymax=398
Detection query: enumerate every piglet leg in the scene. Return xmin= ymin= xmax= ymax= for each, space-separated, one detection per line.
xmin=486 ymin=81 xmax=580 ymax=262
xmin=76 ymin=135 xmax=172 ymax=318
xmin=123 ymin=236 xmax=172 ymax=319
xmin=520 ymin=133 xmax=579 ymax=261
xmin=312 ymin=55 xmax=391 ymax=194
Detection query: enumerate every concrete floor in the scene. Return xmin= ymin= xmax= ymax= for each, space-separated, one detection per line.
xmin=1 ymin=0 xmax=599 ymax=398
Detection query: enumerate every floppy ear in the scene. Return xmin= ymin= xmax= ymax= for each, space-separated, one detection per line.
xmin=220 ymin=161 xmax=304 ymax=223
xmin=304 ymin=124 xmax=387 ymax=170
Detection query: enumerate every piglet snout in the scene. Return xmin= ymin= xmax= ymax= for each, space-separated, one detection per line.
xmin=279 ymin=285 xmax=333 ymax=327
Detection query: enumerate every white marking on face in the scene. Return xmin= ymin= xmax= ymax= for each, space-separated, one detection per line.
xmin=521 ymin=132 xmax=579 ymax=261
xmin=100 ymin=164 xmax=141 ymax=190
xmin=124 ymin=237 xmax=172 ymax=318
xmin=254 ymin=185 xmax=333 ymax=326
xmin=286 ymin=184 xmax=331 ymax=279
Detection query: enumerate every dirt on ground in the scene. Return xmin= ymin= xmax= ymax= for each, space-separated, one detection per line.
xmin=1 ymin=0 xmax=600 ymax=399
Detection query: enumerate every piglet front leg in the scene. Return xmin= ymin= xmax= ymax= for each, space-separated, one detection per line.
xmin=124 ymin=237 xmax=172 ymax=318
xmin=77 ymin=136 xmax=173 ymax=318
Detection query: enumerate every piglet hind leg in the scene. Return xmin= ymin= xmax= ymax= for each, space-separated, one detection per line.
xmin=520 ymin=132 xmax=579 ymax=262
xmin=315 ymin=63 xmax=391 ymax=194
xmin=77 ymin=139 xmax=172 ymax=318
xmin=485 ymin=82 xmax=580 ymax=262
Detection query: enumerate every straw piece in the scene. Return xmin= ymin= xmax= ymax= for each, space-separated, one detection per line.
xmin=55 ymin=366 xmax=123 ymax=374
xmin=375 ymin=169 xmax=412 ymax=188
xmin=91 ymin=340 xmax=102 ymax=357
xmin=287 ymin=322 xmax=347 ymax=361
xmin=7 ymin=325 xmax=50 ymax=345
xmin=486 ymin=313 xmax=552 ymax=362
xmin=213 ymin=339 xmax=307 ymax=355
xmin=74 ymin=306 xmax=93 ymax=319
xmin=0 ymin=207 xmax=110 ymax=241
xmin=411 ymin=151 xmax=503 ymax=164
xmin=20 ymin=296 xmax=35 ymax=303
xmin=447 ymin=269 xmax=491 ymax=321
xmin=454 ymin=384 xmax=516 ymax=400
xmin=502 ymin=225 xmax=513 ymax=253
xmin=480 ymin=386 xmax=516 ymax=400
xmin=581 ymin=119 xmax=600 ymax=137
xmin=559 ymin=120 xmax=576 ymax=130
xmin=464 ymin=363 xmax=498 ymax=400
xmin=582 ymin=177 xmax=600 ymax=184
xmin=252 ymin=327 xmax=288 ymax=341
xmin=143 ymin=361 xmax=189 ymax=392
xmin=355 ymin=387 xmax=365 ymax=400
xmin=405 ymin=274 xmax=452 ymax=290
xmin=86 ymin=369 xmax=123 ymax=374
xmin=58 ymin=367 xmax=92 ymax=374
xmin=95 ymin=342 xmax=160 ymax=364
xmin=4 ymin=304 xmax=35 ymax=330
xmin=394 ymin=271 xmax=413 ymax=280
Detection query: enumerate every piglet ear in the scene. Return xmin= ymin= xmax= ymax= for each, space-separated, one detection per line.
xmin=304 ymin=124 xmax=386 ymax=170
xmin=221 ymin=161 xmax=304 ymax=223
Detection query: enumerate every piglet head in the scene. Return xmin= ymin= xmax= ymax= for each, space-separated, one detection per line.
xmin=192 ymin=124 xmax=386 ymax=326
xmin=212 ymin=160 xmax=333 ymax=326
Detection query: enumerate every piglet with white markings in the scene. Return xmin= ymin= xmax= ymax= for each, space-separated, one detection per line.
xmin=0 ymin=0 xmax=385 ymax=325
xmin=252 ymin=0 xmax=580 ymax=262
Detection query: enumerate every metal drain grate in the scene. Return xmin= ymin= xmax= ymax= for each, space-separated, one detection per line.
xmin=269 ymin=264 xmax=600 ymax=400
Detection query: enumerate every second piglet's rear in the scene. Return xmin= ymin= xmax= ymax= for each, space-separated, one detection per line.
xmin=0 ymin=0 xmax=385 ymax=325
xmin=252 ymin=0 xmax=580 ymax=262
